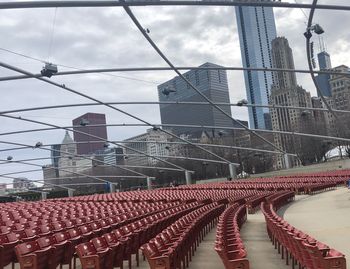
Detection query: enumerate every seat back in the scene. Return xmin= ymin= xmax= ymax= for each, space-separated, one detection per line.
xmin=37 ymin=236 xmax=55 ymax=249
xmin=15 ymin=241 xmax=40 ymax=256
xmin=76 ymin=242 xmax=97 ymax=257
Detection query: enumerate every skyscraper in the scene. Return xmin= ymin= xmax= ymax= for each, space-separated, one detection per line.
xmin=315 ymin=50 xmax=332 ymax=97
xmin=158 ymin=62 xmax=235 ymax=136
xmin=269 ymin=37 xmax=312 ymax=168
xmin=72 ymin=113 xmax=108 ymax=155
xmin=271 ymin=37 xmax=297 ymax=89
xmin=235 ymin=1 xmax=277 ymax=129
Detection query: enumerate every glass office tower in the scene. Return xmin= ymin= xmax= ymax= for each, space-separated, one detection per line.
xmin=235 ymin=1 xmax=277 ymax=129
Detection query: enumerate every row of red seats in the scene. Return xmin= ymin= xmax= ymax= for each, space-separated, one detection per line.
xmin=245 ymin=193 xmax=271 ymax=214
xmin=75 ymin=202 xmax=202 ymax=269
xmin=1 ymin=202 xmax=180 ymax=232
xmin=1 ymin=202 xmax=181 ymax=269
xmin=215 ymin=204 xmax=249 ymax=269
xmin=261 ymin=192 xmax=346 ymax=269
xmin=1 ymin=201 xmax=175 ymax=224
xmin=61 ymin=189 xmax=266 ymax=203
xmin=141 ymin=203 xmax=225 ymax=269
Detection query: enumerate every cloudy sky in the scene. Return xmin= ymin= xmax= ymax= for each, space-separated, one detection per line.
xmin=0 ymin=0 xmax=349 ymax=184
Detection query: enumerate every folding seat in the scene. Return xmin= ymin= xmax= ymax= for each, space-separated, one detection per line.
xmin=91 ymin=237 xmax=115 ymax=269
xmin=98 ymin=219 xmax=111 ymax=234
xmin=14 ymin=229 xmax=37 ymax=242
xmin=79 ymin=225 xmax=94 ymax=242
xmin=76 ymin=241 xmax=112 ymax=269
xmin=15 ymin=240 xmax=51 ymax=269
xmin=0 ymin=226 xmax=12 ymax=235
xmin=37 ymin=236 xmax=65 ymax=269
xmin=54 ymin=230 xmax=80 ymax=266
xmin=62 ymin=220 xmax=75 ymax=229
xmin=0 ymin=233 xmax=19 ymax=269
xmin=90 ymin=222 xmax=103 ymax=237
xmin=52 ymin=222 xmax=65 ymax=233
xmin=102 ymin=233 xmax=126 ymax=268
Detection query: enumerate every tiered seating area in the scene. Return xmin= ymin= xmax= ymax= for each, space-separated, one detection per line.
xmin=215 ymin=204 xmax=249 ymax=269
xmin=141 ymin=203 xmax=224 ymax=269
xmin=261 ymin=191 xmax=346 ymax=269
xmin=0 ymin=170 xmax=348 ymax=269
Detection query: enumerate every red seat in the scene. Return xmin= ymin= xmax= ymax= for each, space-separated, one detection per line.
xmin=76 ymin=242 xmax=112 ymax=269
xmin=0 ymin=233 xmax=19 ymax=269
xmin=102 ymin=233 xmax=126 ymax=269
xmin=37 ymin=236 xmax=65 ymax=269
xmin=15 ymin=241 xmax=51 ymax=269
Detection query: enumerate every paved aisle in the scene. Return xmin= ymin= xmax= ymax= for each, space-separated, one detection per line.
xmin=188 ymin=225 xmax=224 ymax=269
xmin=240 ymin=212 xmax=289 ymax=269
xmin=284 ymin=187 xmax=350 ymax=269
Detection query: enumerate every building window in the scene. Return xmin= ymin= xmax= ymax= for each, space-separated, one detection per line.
xmin=195 ymin=70 xmax=199 ymax=86
xmin=185 ymin=74 xmax=190 ymax=89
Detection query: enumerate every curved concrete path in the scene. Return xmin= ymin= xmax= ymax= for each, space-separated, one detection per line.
xmin=283 ymin=187 xmax=350 ymax=269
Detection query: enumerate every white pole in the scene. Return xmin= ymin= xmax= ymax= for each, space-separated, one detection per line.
xmin=229 ymin=163 xmax=237 ymax=179
xmin=185 ymin=170 xmax=193 ymax=185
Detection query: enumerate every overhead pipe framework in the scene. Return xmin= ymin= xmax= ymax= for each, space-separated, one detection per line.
xmin=0 ymin=139 xmax=289 ymax=156
xmin=0 ymin=1 xmax=349 ymax=11
xmin=1 ymin=122 xmax=348 ymax=149
xmin=0 ymin=66 xmax=349 ymax=83
xmin=0 ymin=101 xmax=349 ymax=117
xmin=0 ymin=61 xmax=234 ymax=166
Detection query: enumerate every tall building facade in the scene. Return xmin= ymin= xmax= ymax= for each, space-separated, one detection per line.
xmin=50 ymin=144 xmax=61 ymax=178
xmin=123 ymin=129 xmax=171 ymax=166
xmin=269 ymin=37 xmax=312 ymax=169
xmin=235 ymin=0 xmax=277 ymax=129
xmin=330 ymin=65 xmax=350 ymax=111
xmin=158 ymin=62 xmax=234 ymax=136
xmin=72 ymin=113 xmax=108 ymax=155
xmin=57 ymin=131 xmax=77 ymax=177
xmin=315 ymin=50 xmax=332 ymax=97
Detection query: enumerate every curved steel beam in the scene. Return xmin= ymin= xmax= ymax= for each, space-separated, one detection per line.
xmin=0 ymin=154 xmax=233 ymax=166
xmin=0 ymin=138 xmax=148 ymax=178
xmin=0 ymin=164 xmax=185 ymax=178
xmin=0 ymin=1 xmax=349 ymax=11
xmin=0 ymin=158 xmax=119 ymax=188
xmin=0 ymin=122 xmax=346 ymax=149
xmin=0 ymin=101 xmax=350 ymax=117
xmin=1 ymin=66 xmax=349 ymax=83
xmin=0 ymin=139 xmax=289 ymax=156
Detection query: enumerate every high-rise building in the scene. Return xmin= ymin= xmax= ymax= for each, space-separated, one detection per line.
xmin=269 ymin=37 xmax=312 ymax=169
xmin=57 ymin=131 xmax=77 ymax=177
xmin=311 ymin=97 xmax=336 ymax=137
xmin=123 ymin=129 xmax=171 ymax=166
xmin=271 ymin=37 xmax=297 ymax=89
xmin=50 ymin=144 xmax=61 ymax=178
xmin=315 ymin=50 xmax=332 ymax=97
xmin=72 ymin=113 xmax=108 ymax=155
xmin=235 ymin=0 xmax=277 ymax=130
xmin=158 ymin=62 xmax=235 ymax=137
xmin=329 ymin=65 xmax=350 ymax=111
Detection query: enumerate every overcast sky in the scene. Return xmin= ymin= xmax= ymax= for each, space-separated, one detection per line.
xmin=0 ymin=0 xmax=349 ymax=184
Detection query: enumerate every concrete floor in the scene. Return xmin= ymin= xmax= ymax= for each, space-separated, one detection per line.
xmin=240 ymin=212 xmax=290 ymax=269
xmin=283 ymin=187 xmax=350 ymax=269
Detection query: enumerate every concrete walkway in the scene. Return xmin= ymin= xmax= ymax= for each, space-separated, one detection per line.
xmin=283 ymin=187 xmax=350 ymax=269
xmin=240 ymin=212 xmax=289 ymax=269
